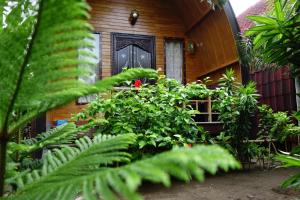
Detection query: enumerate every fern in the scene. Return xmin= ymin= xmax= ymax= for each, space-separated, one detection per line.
xmin=4 ymin=134 xmax=240 ymax=200
xmin=8 ymin=123 xmax=78 ymax=156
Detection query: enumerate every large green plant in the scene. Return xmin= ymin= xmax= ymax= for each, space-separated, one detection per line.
xmin=214 ymin=69 xmax=259 ymax=158
xmin=0 ymin=0 xmax=240 ymax=198
xmin=275 ymin=113 xmax=300 ymax=189
xmin=75 ymin=78 xmax=211 ymax=152
xmin=246 ymin=0 xmax=300 ymax=68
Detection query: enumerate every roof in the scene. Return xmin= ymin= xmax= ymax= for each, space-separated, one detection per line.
xmin=237 ymin=0 xmax=268 ymax=33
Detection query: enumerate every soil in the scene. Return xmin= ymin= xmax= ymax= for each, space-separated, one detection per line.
xmin=141 ymin=168 xmax=300 ymax=200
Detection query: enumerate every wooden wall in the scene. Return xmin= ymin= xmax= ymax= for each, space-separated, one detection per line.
xmin=47 ymin=0 xmax=241 ymax=124
xmin=173 ymin=0 xmax=241 ymax=83
xmin=90 ymin=0 xmax=187 ymax=77
xmin=47 ymin=0 xmax=187 ymax=124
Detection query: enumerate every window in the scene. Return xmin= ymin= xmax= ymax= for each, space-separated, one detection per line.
xmin=165 ymin=39 xmax=184 ymax=83
xmin=78 ymin=33 xmax=101 ymax=104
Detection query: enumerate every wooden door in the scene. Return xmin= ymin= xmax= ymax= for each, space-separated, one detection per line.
xmin=111 ymin=33 xmax=156 ymax=75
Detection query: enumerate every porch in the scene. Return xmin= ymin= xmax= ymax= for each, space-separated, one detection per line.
xmin=46 ymin=0 xmax=242 ymax=125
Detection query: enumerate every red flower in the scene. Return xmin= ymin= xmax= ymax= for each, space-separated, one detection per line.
xmin=134 ymin=80 xmax=142 ymax=88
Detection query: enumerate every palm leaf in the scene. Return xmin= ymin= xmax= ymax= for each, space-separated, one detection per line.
xmin=7 ymin=134 xmax=240 ymax=200
xmin=247 ymin=16 xmax=277 ymax=25
xmin=276 ymin=154 xmax=300 ymax=188
xmin=275 ymin=0 xmax=285 ymax=21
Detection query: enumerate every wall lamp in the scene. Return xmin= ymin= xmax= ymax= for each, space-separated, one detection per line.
xmin=129 ymin=9 xmax=139 ymax=25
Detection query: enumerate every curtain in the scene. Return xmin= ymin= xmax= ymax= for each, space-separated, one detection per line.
xmin=165 ymin=41 xmax=183 ymax=83
xmin=78 ymin=33 xmax=101 ymax=104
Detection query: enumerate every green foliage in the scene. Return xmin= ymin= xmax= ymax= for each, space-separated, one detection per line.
xmin=273 ymin=109 xmax=300 ymax=189
xmin=217 ymin=68 xmax=240 ymax=95
xmin=8 ymin=123 xmax=78 ymax=157
xmin=257 ymin=105 xmax=275 ymax=137
xmin=241 ymin=143 xmax=268 ymax=161
xmin=75 ymin=78 xmax=211 ymax=151
xmin=214 ymin=69 xmax=259 ymax=158
xmin=6 ymin=134 xmax=240 ymax=200
xmin=258 ymin=105 xmax=298 ymax=141
xmin=276 ymin=154 xmax=300 ymax=189
xmin=246 ymin=0 xmax=300 ymax=69
xmin=214 ymin=132 xmax=235 ymax=155
xmin=237 ymin=34 xmax=277 ymax=72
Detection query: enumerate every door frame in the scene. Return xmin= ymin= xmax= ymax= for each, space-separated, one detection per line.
xmin=164 ymin=37 xmax=186 ymax=84
xmin=111 ymin=33 xmax=156 ymax=75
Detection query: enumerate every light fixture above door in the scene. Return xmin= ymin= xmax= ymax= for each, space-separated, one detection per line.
xmin=129 ymin=9 xmax=139 ymax=25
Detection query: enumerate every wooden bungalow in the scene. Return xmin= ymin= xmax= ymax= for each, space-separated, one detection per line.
xmin=44 ymin=0 xmax=244 ymax=129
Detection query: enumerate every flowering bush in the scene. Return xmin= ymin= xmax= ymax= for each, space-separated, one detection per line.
xmin=75 ymin=77 xmax=211 ymax=156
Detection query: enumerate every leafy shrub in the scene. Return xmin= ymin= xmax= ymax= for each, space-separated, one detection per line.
xmin=75 ymin=77 xmax=212 ymax=152
xmin=214 ymin=69 xmax=259 ymax=158
xmin=258 ymin=105 xmax=298 ymax=141
xmin=241 ymin=143 xmax=268 ymax=162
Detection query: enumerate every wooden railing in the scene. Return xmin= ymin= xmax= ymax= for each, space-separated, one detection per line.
xmin=188 ymin=97 xmax=220 ymax=124
xmin=111 ymin=87 xmax=220 ymax=124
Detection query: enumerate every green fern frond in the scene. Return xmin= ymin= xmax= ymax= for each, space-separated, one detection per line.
xmin=8 ymin=137 xmax=240 ymax=200
xmin=8 ymin=123 xmax=78 ymax=156
xmin=16 ymin=134 xmax=135 ymax=186
xmin=0 ymin=0 xmax=93 ymax=134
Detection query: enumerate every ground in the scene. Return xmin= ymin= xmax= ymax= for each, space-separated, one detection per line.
xmin=141 ymin=168 xmax=300 ymax=200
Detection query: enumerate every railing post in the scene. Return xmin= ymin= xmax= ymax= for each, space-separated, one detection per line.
xmin=208 ymin=96 xmax=212 ymax=123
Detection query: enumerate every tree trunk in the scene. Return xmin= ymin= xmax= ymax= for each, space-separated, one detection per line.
xmin=0 ymin=137 xmax=7 ymax=196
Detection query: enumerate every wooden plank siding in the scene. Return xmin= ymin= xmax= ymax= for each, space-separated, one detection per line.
xmin=46 ymin=0 xmax=241 ymax=125
xmin=184 ymin=10 xmax=241 ymax=83
xmin=90 ymin=0 xmax=186 ymax=76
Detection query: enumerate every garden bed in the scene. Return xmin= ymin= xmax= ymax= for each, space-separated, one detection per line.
xmin=141 ymin=168 xmax=300 ymax=200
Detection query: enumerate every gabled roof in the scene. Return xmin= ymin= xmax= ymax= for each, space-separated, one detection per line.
xmin=237 ymin=0 xmax=267 ymax=33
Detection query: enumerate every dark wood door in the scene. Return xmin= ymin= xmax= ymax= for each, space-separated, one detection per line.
xmin=111 ymin=33 xmax=155 ymax=75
